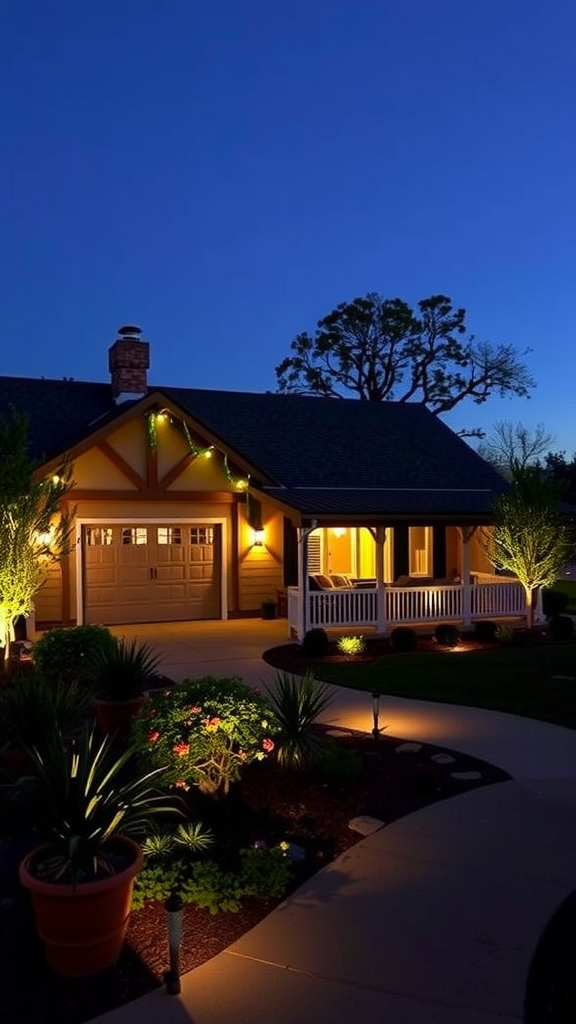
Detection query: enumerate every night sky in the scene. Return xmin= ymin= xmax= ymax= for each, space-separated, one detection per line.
xmin=1 ymin=0 xmax=574 ymax=453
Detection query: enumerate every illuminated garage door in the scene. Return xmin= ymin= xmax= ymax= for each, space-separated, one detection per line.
xmin=83 ymin=523 xmax=221 ymax=625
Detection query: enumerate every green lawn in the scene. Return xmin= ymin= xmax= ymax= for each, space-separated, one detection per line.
xmin=315 ymin=643 xmax=576 ymax=730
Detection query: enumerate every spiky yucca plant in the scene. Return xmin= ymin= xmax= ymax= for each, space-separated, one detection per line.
xmin=14 ymin=723 xmax=181 ymax=884
xmin=265 ymin=670 xmax=334 ymax=769
xmin=88 ymin=637 xmax=163 ymax=700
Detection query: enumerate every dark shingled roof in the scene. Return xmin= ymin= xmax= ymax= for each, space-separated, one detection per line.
xmin=0 ymin=375 xmax=508 ymax=517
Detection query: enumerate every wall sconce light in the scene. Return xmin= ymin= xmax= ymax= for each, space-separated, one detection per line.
xmin=252 ymin=527 xmax=265 ymax=547
xmin=371 ymin=692 xmax=381 ymax=740
xmin=332 ymin=527 xmax=347 ymax=538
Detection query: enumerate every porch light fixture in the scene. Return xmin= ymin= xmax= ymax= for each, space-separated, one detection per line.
xmin=164 ymin=892 xmax=184 ymax=995
xmin=252 ymin=527 xmax=265 ymax=547
xmin=372 ymin=692 xmax=381 ymax=740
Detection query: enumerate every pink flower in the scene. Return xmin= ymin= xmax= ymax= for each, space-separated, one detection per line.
xmin=149 ymin=709 xmax=158 ymax=717
xmin=209 ymin=716 xmax=221 ymax=727
xmin=174 ymin=779 xmax=190 ymax=791
xmin=190 ymin=705 xmax=201 ymax=714
xmin=262 ymin=737 xmax=274 ymax=753
xmin=251 ymin=686 xmax=261 ymax=696
xmin=238 ymin=749 xmax=247 ymax=761
xmin=173 ymin=742 xmax=190 ymax=757
xmin=148 ymin=731 xmax=160 ymax=743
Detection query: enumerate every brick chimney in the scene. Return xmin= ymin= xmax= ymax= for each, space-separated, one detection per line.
xmin=108 ymin=326 xmax=150 ymax=403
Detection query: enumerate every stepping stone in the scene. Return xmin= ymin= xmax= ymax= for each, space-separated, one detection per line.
xmin=326 ymin=728 xmax=352 ymax=737
xmin=431 ymin=753 xmax=455 ymax=765
xmin=551 ymin=675 xmax=576 ymax=682
xmin=451 ymin=770 xmax=482 ymax=781
xmin=395 ymin=742 xmax=422 ymax=754
xmin=348 ymin=815 xmax=385 ymax=836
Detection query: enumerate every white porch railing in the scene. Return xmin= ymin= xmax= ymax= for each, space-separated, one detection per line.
xmin=287 ymin=580 xmax=527 ymax=637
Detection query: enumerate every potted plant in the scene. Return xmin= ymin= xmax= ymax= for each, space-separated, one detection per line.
xmin=87 ymin=636 xmax=163 ymax=739
xmin=16 ymin=722 xmax=181 ymax=976
xmin=261 ymin=598 xmax=277 ymax=620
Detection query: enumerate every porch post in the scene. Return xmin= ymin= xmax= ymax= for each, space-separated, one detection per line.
xmin=297 ymin=521 xmax=317 ymax=640
xmin=375 ymin=526 xmax=387 ymax=635
xmin=459 ymin=526 xmax=473 ymax=627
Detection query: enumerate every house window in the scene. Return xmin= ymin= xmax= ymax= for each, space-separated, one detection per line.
xmin=158 ymin=527 xmax=182 ymax=545
xmin=190 ymin=527 xmax=214 ymax=545
xmin=122 ymin=527 xmax=147 ymax=545
xmin=85 ymin=527 xmax=114 ymax=546
xmin=409 ymin=526 xmax=432 ymax=576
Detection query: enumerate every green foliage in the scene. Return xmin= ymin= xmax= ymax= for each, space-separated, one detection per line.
xmin=275 ymin=293 xmax=533 ymax=418
xmin=485 ymin=463 xmax=573 ymax=627
xmin=434 ymin=624 xmax=460 ymax=647
xmin=131 ymin=861 xmax=182 ymax=910
xmin=265 ymin=670 xmax=333 ymax=769
xmin=133 ymin=676 xmax=279 ymax=797
xmin=390 ymin=627 xmax=418 ymax=652
xmin=302 ymin=628 xmax=329 ymax=658
xmin=494 ymin=625 xmax=515 ymax=645
xmin=180 ymin=847 xmax=292 ymax=915
xmin=336 ymin=635 xmax=366 ymax=656
xmin=0 ymin=669 xmax=90 ymax=754
xmin=87 ymin=636 xmax=163 ymax=700
xmin=318 ymin=741 xmax=362 ymax=786
xmin=0 ymin=407 xmax=74 ymax=653
xmin=11 ymin=722 xmax=181 ymax=884
xmin=33 ymin=625 xmax=115 ymax=687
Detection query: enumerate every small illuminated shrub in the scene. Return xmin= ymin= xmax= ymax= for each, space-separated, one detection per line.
xmin=495 ymin=624 xmax=515 ymax=645
xmin=336 ymin=635 xmax=366 ymax=656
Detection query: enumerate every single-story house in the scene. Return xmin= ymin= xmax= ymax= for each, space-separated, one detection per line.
xmin=0 ymin=325 xmax=535 ymax=638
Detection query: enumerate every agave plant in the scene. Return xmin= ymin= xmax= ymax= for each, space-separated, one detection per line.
xmin=87 ymin=636 xmax=163 ymax=700
xmin=14 ymin=722 xmax=182 ymax=884
xmin=265 ymin=670 xmax=334 ymax=769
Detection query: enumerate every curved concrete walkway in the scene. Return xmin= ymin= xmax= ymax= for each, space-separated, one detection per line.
xmin=92 ymin=621 xmax=576 ymax=1024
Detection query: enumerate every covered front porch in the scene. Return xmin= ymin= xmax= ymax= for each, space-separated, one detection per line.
xmin=287 ymin=522 xmax=539 ymax=639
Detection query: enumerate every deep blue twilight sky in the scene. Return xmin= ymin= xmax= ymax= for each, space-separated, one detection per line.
xmin=1 ymin=0 xmax=575 ymax=454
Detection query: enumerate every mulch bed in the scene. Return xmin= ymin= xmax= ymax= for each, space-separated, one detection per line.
xmin=1 ymin=724 xmax=509 ymax=1024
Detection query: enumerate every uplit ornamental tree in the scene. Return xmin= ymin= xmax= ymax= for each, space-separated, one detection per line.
xmin=483 ymin=462 xmax=572 ymax=629
xmin=0 ymin=408 xmax=73 ymax=660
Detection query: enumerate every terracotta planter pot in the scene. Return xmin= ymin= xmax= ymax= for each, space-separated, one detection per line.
xmin=92 ymin=695 xmax=146 ymax=740
xmin=19 ymin=836 xmax=143 ymax=976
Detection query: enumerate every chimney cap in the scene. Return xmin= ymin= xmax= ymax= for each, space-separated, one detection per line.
xmin=117 ymin=325 xmax=142 ymax=338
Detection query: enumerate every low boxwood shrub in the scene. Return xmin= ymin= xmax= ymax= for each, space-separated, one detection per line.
xmin=318 ymin=741 xmax=362 ymax=786
xmin=434 ymin=624 xmax=460 ymax=647
xmin=474 ymin=621 xmax=498 ymax=642
xmin=33 ymin=624 xmax=115 ymax=687
xmin=302 ymin=628 xmax=329 ymax=658
xmin=549 ymin=615 xmax=574 ymax=640
xmin=133 ymin=676 xmax=279 ymax=797
xmin=390 ymin=627 xmax=418 ymax=652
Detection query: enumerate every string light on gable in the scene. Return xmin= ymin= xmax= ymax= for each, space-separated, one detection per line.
xmin=145 ymin=410 xmax=250 ymax=493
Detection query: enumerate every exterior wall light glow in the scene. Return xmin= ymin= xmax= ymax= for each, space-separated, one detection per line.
xmin=332 ymin=527 xmax=347 ymax=538
xmin=253 ymin=528 xmax=265 ymax=547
